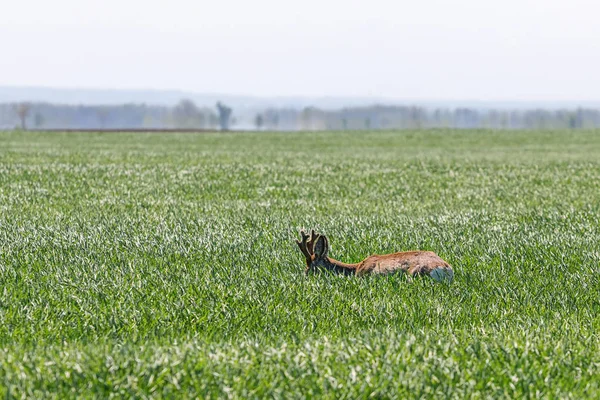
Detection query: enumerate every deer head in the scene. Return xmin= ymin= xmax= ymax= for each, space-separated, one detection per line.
xmin=296 ymin=230 xmax=330 ymax=274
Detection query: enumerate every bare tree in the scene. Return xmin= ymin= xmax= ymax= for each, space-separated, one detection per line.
xmin=216 ymin=102 xmax=233 ymax=131
xmin=15 ymin=102 xmax=31 ymax=130
xmin=254 ymin=114 xmax=264 ymax=131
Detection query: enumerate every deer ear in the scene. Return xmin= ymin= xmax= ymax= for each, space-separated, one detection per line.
xmin=313 ymin=235 xmax=329 ymax=259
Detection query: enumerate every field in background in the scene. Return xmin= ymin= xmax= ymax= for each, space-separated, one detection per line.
xmin=0 ymin=129 xmax=599 ymax=398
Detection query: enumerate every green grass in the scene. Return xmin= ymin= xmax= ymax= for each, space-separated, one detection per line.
xmin=0 ymin=129 xmax=599 ymax=398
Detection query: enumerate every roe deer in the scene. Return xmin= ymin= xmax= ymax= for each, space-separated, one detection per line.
xmin=296 ymin=230 xmax=453 ymax=282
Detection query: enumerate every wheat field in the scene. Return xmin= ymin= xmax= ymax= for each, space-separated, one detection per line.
xmin=0 ymin=129 xmax=599 ymax=398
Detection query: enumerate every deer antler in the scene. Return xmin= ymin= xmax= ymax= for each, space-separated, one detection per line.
xmin=296 ymin=229 xmax=319 ymax=261
xmin=296 ymin=230 xmax=311 ymax=260
xmin=306 ymin=229 xmax=319 ymax=255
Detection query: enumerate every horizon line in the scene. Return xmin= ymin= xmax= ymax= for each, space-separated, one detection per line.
xmin=2 ymin=84 xmax=600 ymax=105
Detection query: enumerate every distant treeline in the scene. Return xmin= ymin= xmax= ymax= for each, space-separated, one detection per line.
xmin=0 ymin=100 xmax=224 ymax=130
xmin=292 ymin=106 xmax=600 ymax=130
xmin=1 ymin=99 xmax=599 ymax=131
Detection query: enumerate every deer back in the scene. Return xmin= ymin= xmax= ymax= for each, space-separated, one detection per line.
xmin=356 ymin=251 xmax=452 ymax=278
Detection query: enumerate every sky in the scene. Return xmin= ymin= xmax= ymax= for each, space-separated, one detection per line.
xmin=1 ymin=0 xmax=599 ymax=100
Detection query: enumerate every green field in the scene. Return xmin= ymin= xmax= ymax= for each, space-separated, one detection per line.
xmin=0 ymin=129 xmax=599 ymax=398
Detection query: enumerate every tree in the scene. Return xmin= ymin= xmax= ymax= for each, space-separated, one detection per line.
xmin=97 ymin=108 xmax=110 ymax=128
xmin=568 ymin=113 xmax=577 ymax=129
xmin=173 ymin=99 xmax=205 ymax=128
xmin=301 ymin=107 xmax=312 ymax=130
xmin=254 ymin=114 xmax=264 ymax=130
xmin=216 ymin=102 xmax=233 ymax=131
xmin=34 ymin=112 xmax=44 ymax=128
xmin=271 ymin=113 xmax=280 ymax=130
xmin=264 ymin=110 xmax=280 ymax=130
xmin=15 ymin=102 xmax=31 ymax=130
xmin=208 ymin=112 xmax=219 ymax=130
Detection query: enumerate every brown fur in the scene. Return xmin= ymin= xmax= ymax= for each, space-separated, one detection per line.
xmin=296 ymin=230 xmax=453 ymax=281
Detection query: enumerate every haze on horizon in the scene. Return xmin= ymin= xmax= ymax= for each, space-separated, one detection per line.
xmin=1 ymin=0 xmax=599 ymax=102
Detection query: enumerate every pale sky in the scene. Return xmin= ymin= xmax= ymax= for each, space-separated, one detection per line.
xmin=1 ymin=0 xmax=599 ymax=100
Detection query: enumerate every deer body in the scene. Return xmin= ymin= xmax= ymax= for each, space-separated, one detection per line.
xmin=296 ymin=230 xmax=453 ymax=282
